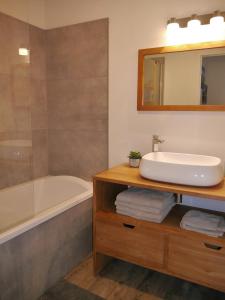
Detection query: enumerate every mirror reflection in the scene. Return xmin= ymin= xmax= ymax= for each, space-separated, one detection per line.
xmin=143 ymin=48 xmax=225 ymax=106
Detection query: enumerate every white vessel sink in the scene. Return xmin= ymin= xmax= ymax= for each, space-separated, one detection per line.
xmin=139 ymin=152 xmax=224 ymax=187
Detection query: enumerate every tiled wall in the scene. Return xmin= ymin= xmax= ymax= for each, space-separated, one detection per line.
xmin=30 ymin=26 xmax=48 ymax=179
xmin=0 ymin=197 xmax=92 ymax=300
xmin=46 ymin=18 xmax=108 ymax=180
xmin=0 ymin=12 xmax=48 ymax=189
xmin=0 ymin=13 xmax=108 ymax=188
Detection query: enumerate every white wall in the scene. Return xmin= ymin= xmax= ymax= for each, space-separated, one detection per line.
xmin=0 ymin=0 xmax=46 ymax=28
xmin=45 ymin=0 xmax=225 ymax=169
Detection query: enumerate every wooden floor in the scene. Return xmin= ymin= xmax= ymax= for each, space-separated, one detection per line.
xmin=65 ymin=257 xmax=225 ymax=300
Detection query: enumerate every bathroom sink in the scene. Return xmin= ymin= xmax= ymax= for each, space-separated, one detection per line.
xmin=139 ymin=152 xmax=224 ymax=187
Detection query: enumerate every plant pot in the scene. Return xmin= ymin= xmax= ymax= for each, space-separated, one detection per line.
xmin=129 ymin=158 xmax=141 ymax=168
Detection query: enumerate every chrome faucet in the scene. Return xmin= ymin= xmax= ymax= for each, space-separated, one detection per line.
xmin=152 ymin=135 xmax=164 ymax=152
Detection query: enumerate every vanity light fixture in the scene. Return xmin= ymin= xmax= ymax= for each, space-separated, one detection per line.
xmin=166 ymin=10 xmax=225 ymax=45
xmin=187 ymin=14 xmax=201 ymax=29
xmin=210 ymin=10 xmax=224 ymax=26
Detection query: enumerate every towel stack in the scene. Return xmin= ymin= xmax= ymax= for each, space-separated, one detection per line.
xmin=115 ymin=187 xmax=175 ymax=223
xmin=181 ymin=210 xmax=225 ymax=237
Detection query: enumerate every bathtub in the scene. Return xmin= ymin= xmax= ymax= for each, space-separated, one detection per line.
xmin=0 ymin=176 xmax=93 ymax=300
xmin=0 ymin=175 xmax=93 ymax=244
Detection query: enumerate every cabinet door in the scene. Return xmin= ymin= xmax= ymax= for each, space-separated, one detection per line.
xmin=95 ymin=214 xmax=165 ymax=270
xmin=168 ymin=235 xmax=225 ymax=292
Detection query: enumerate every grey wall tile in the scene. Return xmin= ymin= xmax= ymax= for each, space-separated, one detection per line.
xmin=47 ymin=18 xmax=109 ymax=180
xmin=30 ymin=25 xmax=46 ymax=80
xmin=0 ymin=12 xmax=30 ymax=77
xmin=32 ymin=130 xmax=48 ymax=178
xmin=0 ymin=198 xmax=92 ymax=300
xmin=11 ymin=74 xmax=31 ymax=131
xmin=46 ymin=19 xmax=108 ymax=80
xmin=0 ymin=13 xmax=108 ymax=186
xmin=0 ymin=73 xmax=31 ymax=132
xmin=47 ymin=77 xmax=108 ymax=130
xmin=48 ymin=128 xmax=108 ymax=179
xmin=30 ymin=25 xmax=48 ymax=178
xmin=0 ymin=74 xmax=14 ymax=132
xmin=0 ymin=131 xmax=32 ymax=188
xmin=48 ymin=129 xmax=80 ymax=176
xmin=74 ymin=130 xmax=108 ymax=180
xmin=31 ymin=79 xmax=48 ymax=130
xmin=0 ymin=12 xmax=48 ymax=188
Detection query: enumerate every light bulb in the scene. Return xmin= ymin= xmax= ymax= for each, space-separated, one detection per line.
xmin=210 ymin=11 xmax=224 ymax=27
xmin=166 ymin=18 xmax=181 ymax=45
xmin=166 ymin=18 xmax=180 ymax=32
xmin=210 ymin=15 xmax=224 ymax=26
xmin=209 ymin=12 xmax=225 ymax=41
xmin=187 ymin=19 xmax=201 ymax=29
xmin=167 ymin=22 xmax=179 ymax=32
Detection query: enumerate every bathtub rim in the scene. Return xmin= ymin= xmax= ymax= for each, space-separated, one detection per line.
xmin=0 ymin=176 xmax=93 ymax=245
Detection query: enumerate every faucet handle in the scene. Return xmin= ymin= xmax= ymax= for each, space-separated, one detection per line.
xmin=153 ymin=134 xmax=164 ymax=143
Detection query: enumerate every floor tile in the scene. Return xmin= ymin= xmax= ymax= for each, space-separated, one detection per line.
xmin=39 ymin=280 xmax=104 ymax=300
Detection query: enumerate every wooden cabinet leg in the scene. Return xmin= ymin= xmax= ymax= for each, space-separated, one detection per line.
xmin=94 ymin=252 xmax=112 ymax=275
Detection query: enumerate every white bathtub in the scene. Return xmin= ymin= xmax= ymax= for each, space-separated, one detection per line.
xmin=0 ymin=176 xmax=93 ymax=245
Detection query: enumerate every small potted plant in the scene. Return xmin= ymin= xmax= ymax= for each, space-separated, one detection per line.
xmin=128 ymin=151 xmax=142 ymax=168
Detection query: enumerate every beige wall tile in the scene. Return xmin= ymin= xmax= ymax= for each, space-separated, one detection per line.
xmin=47 ymin=18 xmax=108 ymax=180
xmin=0 ymin=12 xmax=30 ymax=77
xmin=0 ymin=198 xmax=92 ymax=300
xmin=0 ymin=74 xmax=31 ymax=132
xmin=46 ymin=19 xmax=108 ymax=80
xmin=30 ymin=25 xmax=46 ymax=80
xmin=0 ymin=131 xmax=32 ymax=189
xmin=0 ymin=13 xmax=108 ymax=186
xmin=48 ymin=128 xmax=108 ymax=179
xmin=31 ymin=79 xmax=48 ymax=130
xmin=47 ymin=77 xmax=108 ymax=129
xmin=0 ymin=74 xmax=14 ymax=131
xmin=48 ymin=130 xmax=79 ymax=176
xmin=32 ymin=130 xmax=48 ymax=178
xmin=0 ymin=14 xmax=48 ymax=188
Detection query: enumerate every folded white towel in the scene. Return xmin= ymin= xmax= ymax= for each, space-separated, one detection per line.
xmin=181 ymin=210 xmax=225 ymax=231
xmin=180 ymin=210 xmax=225 ymax=237
xmin=116 ymin=201 xmax=174 ymax=215
xmin=116 ymin=187 xmax=174 ymax=210
xmin=181 ymin=223 xmax=224 ymax=237
xmin=117 ymin=203 xmax=175 ymax=223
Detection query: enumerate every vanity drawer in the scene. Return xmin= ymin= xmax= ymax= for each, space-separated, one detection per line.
xmin=95 ymin=214 xmax=165 ymax=269
xmin=168 ymin=235 xmax=225 ymax=292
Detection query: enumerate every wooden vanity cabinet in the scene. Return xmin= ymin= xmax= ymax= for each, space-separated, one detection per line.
xmin=168 ymin=235 xmax=225 ymax=292
xmin=96 ymin=212 xmax=166 ymax=270
xmin=93 ymin=164 xmax=225 ymax=293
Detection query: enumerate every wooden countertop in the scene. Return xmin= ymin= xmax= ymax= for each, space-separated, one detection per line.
xmin=94 ymin=164 xmax=225 ymax=201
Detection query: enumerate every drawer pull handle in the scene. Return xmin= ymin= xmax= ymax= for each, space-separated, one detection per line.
xmin=123 ymin=223 xmax=135 ymax=229
xmin=204 ymin=243 xmax=222 ymax=251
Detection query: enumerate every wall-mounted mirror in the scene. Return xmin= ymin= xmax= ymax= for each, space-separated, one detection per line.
xmin=137 ymin=41 xmax=225 ymax=111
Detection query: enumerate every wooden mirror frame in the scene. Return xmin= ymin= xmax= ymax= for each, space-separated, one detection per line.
xmin=137 ymin=40 xmax=225 ymax=111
